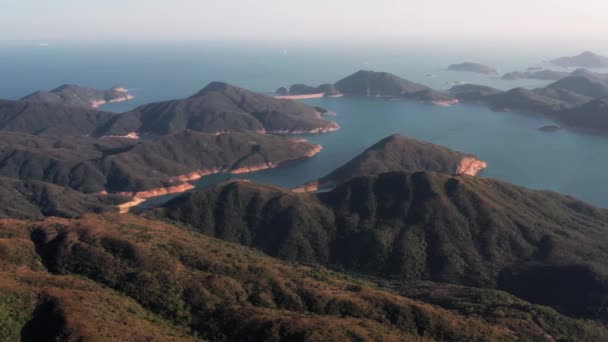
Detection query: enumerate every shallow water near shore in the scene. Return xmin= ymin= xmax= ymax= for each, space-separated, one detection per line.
xmin=2 ymin=41 xmax=608 ymax=207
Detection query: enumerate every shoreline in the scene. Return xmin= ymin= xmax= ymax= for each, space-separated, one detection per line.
xmin=91 ymin=94 xmax=135 ymax=109
xmin=274 ymin=93 xmax=326 ymax=100
xmin=293 ymin=156 xmax=487 ymax=193
xmin=111 ymin=143 xmax=324 ymax=213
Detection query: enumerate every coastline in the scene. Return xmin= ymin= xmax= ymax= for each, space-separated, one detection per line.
xmin=274 ymin=93 xmax=325 ymax=100
xmin=293 ymin=156 xmax=487 ymax=193
xmin=91 ymin=88 xmax=135 ymax=109
xmin=111 ymin=143 xmax=323 ymax=213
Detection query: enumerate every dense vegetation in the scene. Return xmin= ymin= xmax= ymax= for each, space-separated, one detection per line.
xmin=334 ymin=70 xmax=455 ymax=103
xmin=0 ymin=99 xmax=114 ymax=136
xmin=153 ymin=171 xmax=608 ymax=321
xmin=0 ymin=177 xmax=120 ymax=220
xmin=297 ymin=134 xmax=483 ymax=191
xmin=20 ymin=84 xmax=133 ymax=109
xmin=1 ymin=214 xmax=605 ymax=341
xmin=0 ymin=131 xmax=319 ymax=194
xmin=95 ymin=82 xmax=337 ymax=136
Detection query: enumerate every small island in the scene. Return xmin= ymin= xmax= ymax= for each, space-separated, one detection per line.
xmin=276 ymin=70 xmax=458 ymax=106
xmin=448 ymin=62 xmax=498 ymax=75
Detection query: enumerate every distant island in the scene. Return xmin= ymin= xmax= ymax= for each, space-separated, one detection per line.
xmin=20 ymin=84 xmax=134 ymax=109
xmin=97 ymin=82 xmax=339 ymax=137
xmin=275 ymin=70 xmax=458 ymax=106
xmin=448 ymin=62 xmax=498 ymax=75
xmin=449 ymin=69 xmax=608 ymax=133
xmin=502 ymin=69 xmax=569 ymax=81
xmin=294 ymin=134 xmax=486 ymax=192
xmin=551 ymin=51 xmax=608 ymax=68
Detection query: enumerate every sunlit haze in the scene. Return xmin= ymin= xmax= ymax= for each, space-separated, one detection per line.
xmin=2 ymin=0 xmax=608 ymax=42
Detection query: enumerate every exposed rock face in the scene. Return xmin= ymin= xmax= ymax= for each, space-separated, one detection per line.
xmin=20 ymin=84 xmax=134 ymax=109
xmin=455 ymin=156 xmax=488 ymax=176
xmin=448 ymin=62 xmax=498 ymax=75
xmin=294 ymin=134 xmax=486 ymax=192
xmin=95 ymin=82 xmax=337 ymax=136
xmin=334 ymin=70 xmax=457 ymax=105
xmin=551 ymin=51 xmax=608 ymax=68
xmin=153 ymin=171 xmax=608 ymax=322
xmin=275 ymin=83 xmax=341 ymax=99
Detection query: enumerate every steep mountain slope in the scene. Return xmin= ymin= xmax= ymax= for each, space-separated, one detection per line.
xmin=95 ymin=82 xmax=338 ymax=137
xmin=484 ymin=88 xmax=571 ymax=113
xmin=20 ymin=84 xmax=134 ymax=109
xmin=1 ymin=214 xmax=605 ymax=341
xmin=0 ymin=177 xmax=120 ymax=220
xmin=334 ymin=70 xmax=457 ymax=105
xmin=0 ymin=99 xmax=115 ymax=136
xmin=153 ymin=172 xmax=608 ymax=321
xmin=547 ymin=72 xmax=608 ymax=98
xmin=555 ymin=97 xmax=608 ymax=132
xmin=0 ymin=131 xmax=320 ymax=197
xmin=295 ymin=134 xmax=486 ymax=192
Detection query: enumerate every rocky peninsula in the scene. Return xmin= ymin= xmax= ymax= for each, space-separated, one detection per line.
xmin=294 ymin=134 xmax=486 ymax=192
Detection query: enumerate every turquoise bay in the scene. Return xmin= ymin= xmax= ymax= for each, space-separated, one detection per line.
xmin=197 ymin=97 xmax=608 ymax=207
xmin=1 ymin=42 xmax=607 ymax=206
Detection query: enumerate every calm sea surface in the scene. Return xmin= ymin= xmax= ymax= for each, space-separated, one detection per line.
xmin=1 ymin=41 xmax=608 ymax=206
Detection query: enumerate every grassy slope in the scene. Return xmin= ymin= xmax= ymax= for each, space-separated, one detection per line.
xmin=153 ymin=172 xmax=608 ymax=321
xmin=5 ymin=214 xmax=600 ymax=341
xmin=0 ymin=131 xmax=318 ymax=194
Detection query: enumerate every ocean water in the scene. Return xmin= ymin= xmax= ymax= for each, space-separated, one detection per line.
xmin=2 ymin=41 xmax=608 ymax=207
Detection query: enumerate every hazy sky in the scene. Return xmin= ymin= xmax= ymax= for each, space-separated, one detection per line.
xmin=1 ymin=0 xmax=607 ymax=42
